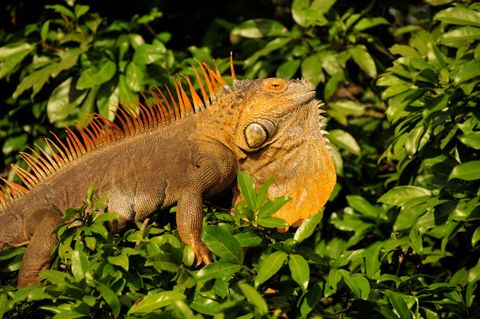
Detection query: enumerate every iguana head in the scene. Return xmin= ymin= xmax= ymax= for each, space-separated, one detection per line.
xmin=229 ymin=78 xmax=336 ymax=226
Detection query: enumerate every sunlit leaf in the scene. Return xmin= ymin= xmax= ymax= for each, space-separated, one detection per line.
xmin=349 ymin=45 xmax=377 ymax=78
xmin=289 ymin=254 xmax=310 ymax=292
xmin=71 ymin=248 xmax=88 ymax=281
xmin=196 ymin=262 xmax=241 ymax=282
xmin=449 ymin=160 xmax=480 ymax=181
xmin=76 ymin=60 xmax=117 ymax=90
xmin=238 ymin=282 xmax=268 ymax=315
xmin=378 ymin=186 xmax=432 ymax=207
xmin=328 ymin=129 xmax=361 ymax=156
xmin=128 ymin=291 xmax=185 ymax=315
xmin=133 ymin=43 xmax=166 ymax=64
xmin=203 ymin=226 xmax=244 ymax=264
xmin=237 ymin=171 xmax=257 ymax=211
xmin=293 ymin=210 xmax=323 ymax=243
xmin=434 ymin=7 xmax=480 ymax=27
xmin=231 ymin=19 xmax=288 ymax=38
xmin=255 ymin=251 xmax=287 ymax=287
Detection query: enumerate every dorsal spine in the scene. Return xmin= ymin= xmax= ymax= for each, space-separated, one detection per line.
xmin=0 ymin=60 xmax=232 ymax=208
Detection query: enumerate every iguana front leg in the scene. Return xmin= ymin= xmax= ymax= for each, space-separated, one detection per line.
xmin=177 ymin=193 xmax=211 ymax=264
xmin=18 ymin=210 xmax=62 ymax=287
xmin=175 ymin=140 xmax=238 ymax=264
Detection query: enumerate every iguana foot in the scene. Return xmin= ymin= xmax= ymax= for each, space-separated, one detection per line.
xmin=192 ymin=241 xmax=212 ymax=266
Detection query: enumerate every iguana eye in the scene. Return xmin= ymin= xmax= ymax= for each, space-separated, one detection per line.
xmin=263 ymin=78 xmax=287 ymax=93
xmin=244 ymin=120 xmax=276 ymax=149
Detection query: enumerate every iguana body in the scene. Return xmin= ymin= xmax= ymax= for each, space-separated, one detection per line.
xmin=0 ymin=62 xmax=336 ymax=287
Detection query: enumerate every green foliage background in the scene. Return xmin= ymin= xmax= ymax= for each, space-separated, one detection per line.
xmin=0 ymin=0 xmax=479 ymax=317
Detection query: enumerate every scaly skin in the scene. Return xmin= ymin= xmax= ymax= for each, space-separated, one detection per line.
xmin=0 ymin=77 xmax=336 ymax=287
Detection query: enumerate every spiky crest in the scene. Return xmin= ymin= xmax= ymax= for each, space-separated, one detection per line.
xmin=0 ymin=60 xmax=234 ymax=208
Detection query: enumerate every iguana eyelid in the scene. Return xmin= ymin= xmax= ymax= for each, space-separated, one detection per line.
xmin=244 ymin=119 xmax=276 ymax=149
xmin=262 ymin=78 xmax=287 ymax=93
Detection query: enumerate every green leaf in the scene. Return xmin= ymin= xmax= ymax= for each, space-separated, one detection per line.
xmin=389 ymin=44 xmax=422 ymax=57
xmin=89 ymin=223 xmax=109 ymax=240
xmin=472 ymin=227 xmax=480 ymax=247
xmin=299 ymin=281 xmax=322 ymax=317
xmin=301 ymin=53 xmax=325 ymax=86
xmin=202 ymin=225 xmax=244 ymax=264
xmin=74 ymin=4 xmax=90 ymax=18
xmin=394 ymin=204 xmax=428 ymax=231
xmin=125 ymin=62 xmax=144 ymax=92
xmin=40 ymin=270 xmax=79 ymax=289
xmin=136 ymin=8 xmax=163 ymax=24
xmin=325 ymin=269 xmax=342 ymax=296
xmin=255 ymin=175 xmax=275 ymax=211
xmin=244 ymin=37 xmax=290 ymax=67
xmin=238 ymin=282 xmax=268 ymax=315
xmin=196 ymin=262 xmax=241 ymax=282
xmin=108 ymin=252 xmax=129 ymax=271
xmin=458 ymin=132 xmax=480 ymax=149
xmin=231 ymin=19 xmax=288 ymax=38
xmin=128 ymin=291 xmax=185 ymax=315
xmin=354 ymin=17 xmax=389 ymax=31
xmin=256 ymin=216 xmax=289 ymax=228
xmin=13 ymin=64 xmax=56 ymax=99
xmin=340 ymin=270 xmax=371 ymax=300
xmin=46 ymin=4 xmax=75 ymax=19
xmin=453 ymin=60 xmax=480 ymax=84
xmin=289 ymin=254 xmax=310 ymax=292
xmin=292 ymin=0 xmax=331 ymax=27
xmin=93 ymin=212 xmax=118 ymax=224
xmin=237 ymin=171 xmax=257 ymax=211
xmin=96 ymin=281 xmax=121 ymax=318
xmin=255 ymin=251 xmax=287 ymax=287
xmin=434 ymin=7 xmax=480 ymax=27
xmin=51 ymin=49 xmax=81 ymax=78
xmin=324 ymin=72 xmax=344 ymax=99
xmin=71 ymin=248 xmax=89 ymax=281
xmin=133 ymin=43 xmax=166 ymax=65
xmin=47 ymin=77 xmax=87 ymax=123
xmin=293 ymin=210 xmax=323 ymax=243
xmin=76 ymin=60 xmax=117 ymax=90
xmin=328 ymin=129 xmax=361 ymax=155
xmin=349 ymin=45 xmax=377 ymax=78
xmin=347 ymin=195 xmax=380 ymax=219
xmin=363 ymin=243 xmax=381 ymax=279
xmin=329 ymin=100 xmax=365 ymax=117
xmin=0 ymin=42 xmax=33 ymax=60
xmin=118 ymin=74 xmax=137 ymax=105
xmin=449 ymin=160 xmax=480 ymax=181
xmin=234 ymin=231 xmax=263 ymax=247
xmin=409 ymin=227 xmax=423 ymax=252
xmin=386 ymin=291 xmax=413 ymax=319
xmin=2 ymin=134 xmax=27 ymax=154
xmin=378 ymin=186 xmax=432 ymax=207
xmin=440 ymin=26 xmax=480 ymax=45
xmin=258 ymin=196 xmax=290 ymax=219
xmin=189 ymin=293 xmax=220 ymax=315
xmin=276 ymin=60 xmax=300 ymax=79
xmin=0 ymin=42 xmax=33 ymax=79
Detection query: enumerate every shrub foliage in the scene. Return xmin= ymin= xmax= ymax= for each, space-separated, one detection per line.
xmin=0 ymin=0 xmax=479 ymax=318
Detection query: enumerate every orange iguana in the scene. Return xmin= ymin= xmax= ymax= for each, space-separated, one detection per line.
xmin=0 ymin=59 xmax=336 ymax=287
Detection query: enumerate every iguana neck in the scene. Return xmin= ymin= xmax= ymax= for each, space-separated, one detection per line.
xmin=193 ymin=96 xmax=245 ymax=159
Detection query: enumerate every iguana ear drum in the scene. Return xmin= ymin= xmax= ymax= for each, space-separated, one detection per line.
xmin=244 ymin=119 xmax=276 ymax=149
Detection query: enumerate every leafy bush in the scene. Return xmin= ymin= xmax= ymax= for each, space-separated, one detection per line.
xmin=1 ymin=0 xmax=479 ymax=318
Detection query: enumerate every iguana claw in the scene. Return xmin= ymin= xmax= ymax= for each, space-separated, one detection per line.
xmin=193 ymin=241 xmax=212 ymax=266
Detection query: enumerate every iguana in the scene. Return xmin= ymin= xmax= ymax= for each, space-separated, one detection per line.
xmin=0 ymin=59 xmax=336 ymax=287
